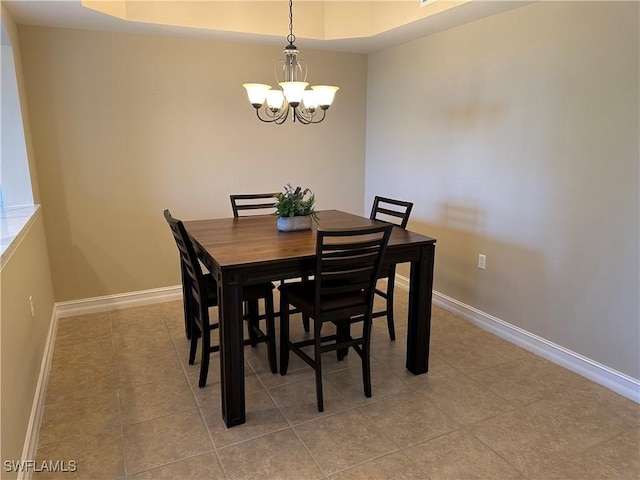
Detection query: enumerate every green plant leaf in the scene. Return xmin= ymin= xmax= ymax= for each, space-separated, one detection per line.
xmin=274 ymin=184 xmax=317 ymax=218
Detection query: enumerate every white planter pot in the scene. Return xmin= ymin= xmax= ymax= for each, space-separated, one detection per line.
xmin=277 ymin=215 xmax=312 ymax=232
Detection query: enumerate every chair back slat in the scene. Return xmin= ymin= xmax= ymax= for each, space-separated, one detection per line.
xmin=230 ymin=193 xmax=279 ymax=217
xmin=315 ymin=225 xmax=393 ymax=315
xmin=322 ymin=252 xmax=381 ymax=273
xmin=370 ymin=196 xmax=413 ymax=228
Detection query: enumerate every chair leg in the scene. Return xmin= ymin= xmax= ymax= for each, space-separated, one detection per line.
xmin=265 ymin=293 xmax=278 ymax=374
xmin=246 ymin=300 xmax=259 ymax=347
xmin=314 ymin=320 xmax=324 ymax=412
xmin=188 ymin=318 xmax=201 ymax=365
xmin=198 ymin=312 xmax=210 ymax=388
xmin=386 ymin=267 xmax=397 ymax=341
xmin=279 ymin=294 xmax=291 ymax=375
xmin=362 ymin=316 xmax=373 ymax=398
xmin=336 ymin=320 xmax=349 ymax=361
xmin=188 ymin=327 xmax=198 ymax=365
xmin=302 ymin=275 xmax=310 ymax=333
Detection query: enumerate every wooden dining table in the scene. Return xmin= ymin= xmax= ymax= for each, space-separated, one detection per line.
xmin=183 ymin=209 xmax=437 ymax=427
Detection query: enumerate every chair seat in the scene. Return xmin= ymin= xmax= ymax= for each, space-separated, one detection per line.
xmin=279 ymin=281 xmax=368 ymax=316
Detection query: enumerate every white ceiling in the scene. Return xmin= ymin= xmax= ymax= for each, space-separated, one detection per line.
xmin=3 ymin=1 xmax=529 ymax=54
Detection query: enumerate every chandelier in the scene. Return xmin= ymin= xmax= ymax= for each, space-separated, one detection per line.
xmin=242 ymin=0 xmax=339 ymax=125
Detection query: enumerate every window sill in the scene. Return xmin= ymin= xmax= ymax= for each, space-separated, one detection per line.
xmin=1 ymin=204 xmax=40 ymax=269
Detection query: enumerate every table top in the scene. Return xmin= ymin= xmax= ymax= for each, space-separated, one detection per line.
xmin=184 ymin=209 xmax=436 ymax=269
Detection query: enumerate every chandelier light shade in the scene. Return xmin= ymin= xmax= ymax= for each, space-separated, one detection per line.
xmin=242 ymin=0 xmax=339 ymax=125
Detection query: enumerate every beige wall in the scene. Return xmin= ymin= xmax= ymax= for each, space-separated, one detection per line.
xmin=1 ymin=213 xmax=56 ymax=477
xmin=1 ymin=6 xmax=56 ymax=474
xmin=18 ymin=26 xmax=368 ymax=301
xmin=365 ymin=1 xmax=639 ymax=379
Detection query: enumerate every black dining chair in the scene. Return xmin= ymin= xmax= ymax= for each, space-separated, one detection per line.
xmin=230 ymin=193 xmax=279 ymax=217
xmin=279 ymin=224 xmax=393 ymax=412
xmin=164 ymin=209 xmax=277 ymax=387
xmin=369 ymin=196 xmax=413 ymax=341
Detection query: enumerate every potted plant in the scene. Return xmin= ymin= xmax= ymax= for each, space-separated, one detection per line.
xmin=274 ymin=183 xmax=316 ymax=232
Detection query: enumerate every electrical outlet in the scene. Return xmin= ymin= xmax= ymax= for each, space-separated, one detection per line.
xmin=478 ymin=254 xmax=486 ymax=270
xmin=29 ymin=296 xmax=35 ymax=318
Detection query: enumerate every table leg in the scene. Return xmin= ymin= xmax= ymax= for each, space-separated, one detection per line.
xmin=218 ymin=269 xmax=246 ymax=427
xmin=406 ymin=243 xmax=435 ymax=374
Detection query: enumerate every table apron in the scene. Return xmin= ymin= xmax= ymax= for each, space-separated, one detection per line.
xmin=382 ymin=245 xmax=423 ymax=267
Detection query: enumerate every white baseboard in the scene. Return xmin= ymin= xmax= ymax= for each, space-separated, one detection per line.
xmin=395 ymin=275 xmax=640 ymax=403
xmin=20 ymin=285 xmax=184 ymax=478
xmin=18 ymin=307 xmax=59 ymax=480
xmin=55 ymin=285 xmax=183 ymax=318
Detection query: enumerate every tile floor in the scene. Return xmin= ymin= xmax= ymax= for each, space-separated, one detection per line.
xmin=35 ymin=289 xmax=639 ymax=479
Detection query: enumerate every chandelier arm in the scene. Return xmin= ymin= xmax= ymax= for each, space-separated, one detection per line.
xmin=254 ymin=108 xmax=271 ymax=123
xmin=256 ymin=108 xmax=277 ymax=123
xmin=294 ymin=107 xmax=312 ymax=124
xmin=275 ymin=98 xmax=291 ymax=123
xmin=296 ymin=106 xmax=325 ymax=125
xmin=298 ymin=107 xmax=326 ymax=125
xmin=275 ymin=106 xmax=289 ymax=124
xmin=293 ymin=108 xmax=304 ymax=124
xmin=309 ymin=108 xmax=327 ymax=124
xmin=255 ymin=108 xmax=277 ymax=123
xmin=295 ymin=104 xmax=320 ymax=123
xmin=255 ymin=104 xmax=288 ymax=123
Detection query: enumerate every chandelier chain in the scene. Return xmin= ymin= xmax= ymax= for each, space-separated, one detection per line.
xmin=287 ymin=0 xmax=295 ymax=45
